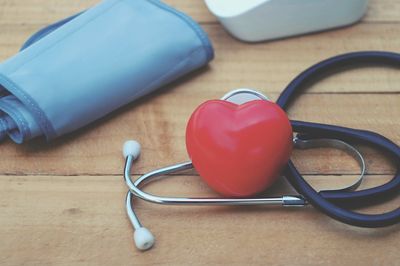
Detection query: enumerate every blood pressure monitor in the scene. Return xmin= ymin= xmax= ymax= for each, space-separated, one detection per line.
xmin=204 ymin=0 xmax=369 ymax=42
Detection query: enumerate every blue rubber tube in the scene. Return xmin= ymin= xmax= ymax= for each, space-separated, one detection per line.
xmin=277 ymin=51 xmax=400 ymax=228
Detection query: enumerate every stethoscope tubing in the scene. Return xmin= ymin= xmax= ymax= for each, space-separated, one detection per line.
xmin=277 ymin=51 xmax=400 ymax=227
xmin=288 ymin=123 xmax=400 ymax=227
xmin=294 ymin=121 xmax=400 ymax=207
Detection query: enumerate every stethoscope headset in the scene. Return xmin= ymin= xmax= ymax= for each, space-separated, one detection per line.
xmin=122 ymin=51 xmax=400 ymax=250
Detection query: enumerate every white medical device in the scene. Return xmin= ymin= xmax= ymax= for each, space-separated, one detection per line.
xmin=204 ymin=0 xmax=369 ymax=42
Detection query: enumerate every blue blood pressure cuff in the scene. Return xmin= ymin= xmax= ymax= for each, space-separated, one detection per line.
xmin=0 ymin=0 xmax=213 ymax=143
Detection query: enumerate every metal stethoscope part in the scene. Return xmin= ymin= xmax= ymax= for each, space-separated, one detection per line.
xmin=122 ymin=89 xmax=366 ymax=251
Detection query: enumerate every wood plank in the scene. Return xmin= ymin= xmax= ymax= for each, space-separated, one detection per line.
xmin=0 ymin=174 xmax=398 ymax=265
xmin=202 ymin=25 xmax=400 ymax=94
xmin=367 ymin=0 xmax=400 ymax=23
xmin=0 ymin=93 xmax=397 ymax=175
xmin=1 ymin=24 xmax=399 ymax=93
xmin=0 ymin=0 xmax=399 ymax=26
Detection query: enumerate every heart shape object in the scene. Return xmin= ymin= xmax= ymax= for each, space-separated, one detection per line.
xmin=186 ymin=99 xmax=292 ymax=197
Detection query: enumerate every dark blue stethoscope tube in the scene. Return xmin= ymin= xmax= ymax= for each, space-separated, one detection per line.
xmin=277 ymin=51 xmax=400 ymax=228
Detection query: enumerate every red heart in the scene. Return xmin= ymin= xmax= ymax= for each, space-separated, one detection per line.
xmin=186 ymin=99 xmax=292 ymax=197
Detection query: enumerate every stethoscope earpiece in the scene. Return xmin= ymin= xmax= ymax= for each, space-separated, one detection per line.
xmin=123 ymin=140 xmax=141 ymax=160
xmin=133 ymin=227 xmax=155 ymax=251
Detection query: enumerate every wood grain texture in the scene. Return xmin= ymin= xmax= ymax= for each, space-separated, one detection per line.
xmin=0 ymin=0 xmax=399 ymax=25
xmin=0 ymin=175 xmax=399 ymax=266
xmin=1 ymin=24 xmax=400 ymax=92
xmin=0 ymin=0 xmax=399 ymax=265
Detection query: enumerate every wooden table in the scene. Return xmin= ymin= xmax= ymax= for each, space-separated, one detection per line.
xmin=0 ymin=1 xmax=399 ymax=265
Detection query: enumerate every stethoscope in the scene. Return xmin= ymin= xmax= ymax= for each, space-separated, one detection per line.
xmin=122 ymin=51 xmax=400 ymax=251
